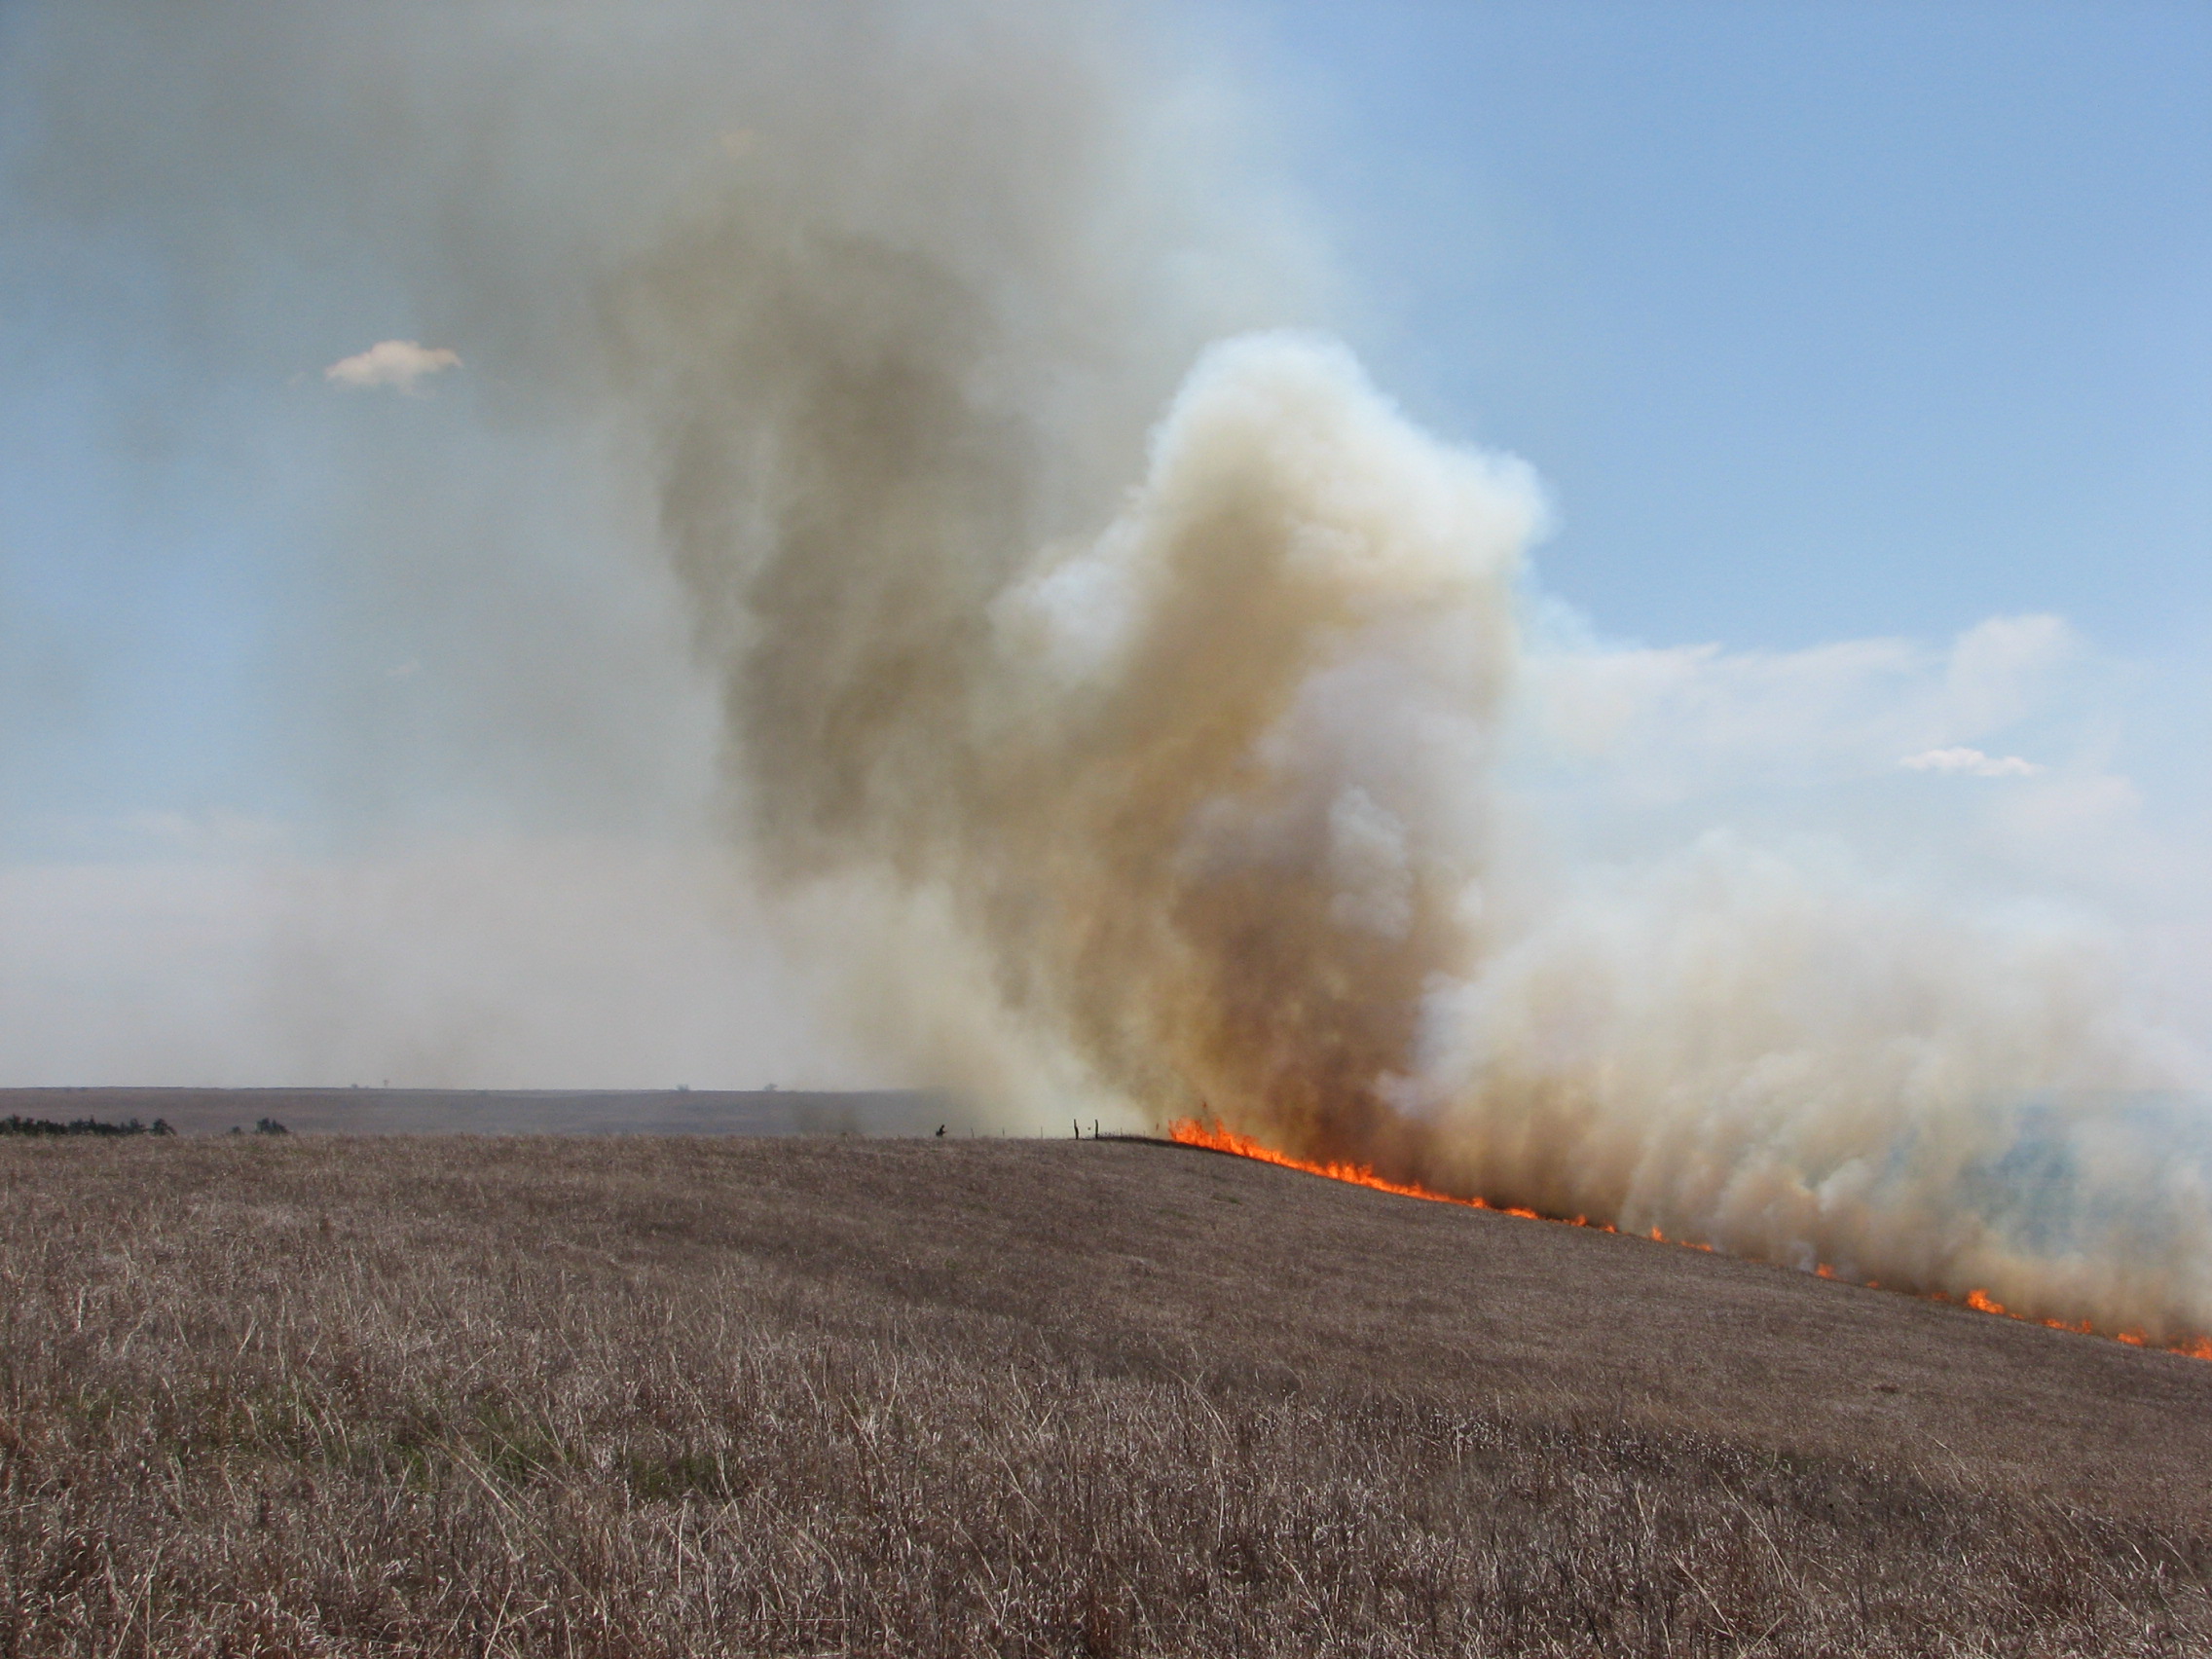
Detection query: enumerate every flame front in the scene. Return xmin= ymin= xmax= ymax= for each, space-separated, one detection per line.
xmin=1171 ymin=1116 xmax=1556 ymax=1220
xmin=1167 ymin=1117 xmax=2212 ymax=1363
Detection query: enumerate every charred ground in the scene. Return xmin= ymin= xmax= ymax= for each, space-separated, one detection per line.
xmin=4 ymin=1133 xmax=2209 ymax=1656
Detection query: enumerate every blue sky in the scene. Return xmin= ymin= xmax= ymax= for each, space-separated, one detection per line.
xmin=5 ymin=1 xmax=2207 ymax=834
xmin=10 ymin=0 xmax=2210 ymax=839
xmin=1209 ymin=1 xmax=2211 ymax=658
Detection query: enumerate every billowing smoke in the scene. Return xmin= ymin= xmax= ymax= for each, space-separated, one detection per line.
xmin=4 ymin=2 xmax=2205 ymax=1338
xmin=635 ymin=297 xmax=1538 ymax=1161
xmin=594 ymin=6 xmax=2208 ymax=1342
xmin=645 ymin=300 xmax=2207 ymax=1340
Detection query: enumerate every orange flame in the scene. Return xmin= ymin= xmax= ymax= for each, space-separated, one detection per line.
xmin=1166 ymin=1116 xmax=2212 ymax=1364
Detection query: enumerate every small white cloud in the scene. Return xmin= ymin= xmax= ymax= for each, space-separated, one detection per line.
xmin=324 ymin=340 xmax=460 ymax=393
xmin=1899 ymin=746 xmax=2044 ymax=778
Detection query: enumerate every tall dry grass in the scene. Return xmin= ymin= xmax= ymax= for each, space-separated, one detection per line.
xmin=2 ymin=1135 xmax=2207 ymax=1656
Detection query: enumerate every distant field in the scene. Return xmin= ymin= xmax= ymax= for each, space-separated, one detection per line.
xmin=4 ymin=1135 xmax=2209 ymax=1656
xmin=0 ymin=1086 xmax=964 ymax=1138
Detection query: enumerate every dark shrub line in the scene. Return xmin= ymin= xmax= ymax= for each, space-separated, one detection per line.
xmin=0 ymin=1115 xmax=174 ymax=1138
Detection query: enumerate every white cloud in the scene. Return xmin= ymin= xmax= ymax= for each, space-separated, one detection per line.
xmin=323 ymin=339 xmax=460 ymax=393
xmin=1899 ymin=746 xmax=2044 ymax=778
xmin=1519 ymin=611 xmax=2083 ymax=800
xmin=1942 ymin=613 xmax=2079 ymax=733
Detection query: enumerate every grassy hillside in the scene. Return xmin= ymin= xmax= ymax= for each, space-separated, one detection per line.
xmin=3 ymin=1134 xmax=2209 ymax=1655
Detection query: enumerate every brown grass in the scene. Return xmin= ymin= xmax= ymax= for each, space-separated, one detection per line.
xmin=4 ymin=1133 xmax=2210 ymax=1656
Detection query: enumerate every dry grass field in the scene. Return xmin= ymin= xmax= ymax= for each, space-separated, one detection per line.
xmin=4 ymin=1133 xmax=2211 ymax=1656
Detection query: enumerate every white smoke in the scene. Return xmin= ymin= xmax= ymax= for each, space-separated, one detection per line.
xmin=668 ymin=319 xmax=2205 ymax=1338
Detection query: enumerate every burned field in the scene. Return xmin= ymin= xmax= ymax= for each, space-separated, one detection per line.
xmin=4 ymin=1135 xmax=2211 ymax=1656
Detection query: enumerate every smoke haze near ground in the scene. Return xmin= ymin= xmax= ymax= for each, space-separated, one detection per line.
xmin=2 ymin=2 xmax=2207 ymax=1339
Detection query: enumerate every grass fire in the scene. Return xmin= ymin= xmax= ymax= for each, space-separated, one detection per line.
xmin=1168 ymin=1117 xmax=2212 ymax=1366
xmin=2 ymin=1 xmax=2207 ymax=1652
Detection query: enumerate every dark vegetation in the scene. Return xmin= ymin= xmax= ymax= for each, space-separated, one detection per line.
xmin=0 ymin=1087 xmax=959 ymax=1138
xmin=4 ymin=1134 xmax=2211 ymax=1656
xmin=0 ymin=1115 xmax=170 ymax=1138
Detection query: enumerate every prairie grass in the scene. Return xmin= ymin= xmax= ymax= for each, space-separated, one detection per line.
xmin=2 ymin=1135 xmax=2208 ymax=1656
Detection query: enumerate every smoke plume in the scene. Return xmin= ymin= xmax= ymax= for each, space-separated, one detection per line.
xmin=645 ymin=303 xmax=2206 ymax=1339
xmin=4 ymin=2 xmax=2206 ymax=1339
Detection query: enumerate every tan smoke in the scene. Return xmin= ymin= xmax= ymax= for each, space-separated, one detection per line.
xmin=599 ymin=6 xmax=2207 ymax=1343
xmin=668 ymin=328 xmax=1538 ymax=1164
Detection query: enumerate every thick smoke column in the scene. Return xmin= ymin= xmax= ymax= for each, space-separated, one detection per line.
xmin=605 ymin=6 xmax=2207 ymax=1345
xmin=649 ymin=306 xmax=2206 ymax=1342
xmin=658 ymin=325 xmax=1536 ymax=1168
xmin=6 ymin=2 xmax=2204 ymax=1339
